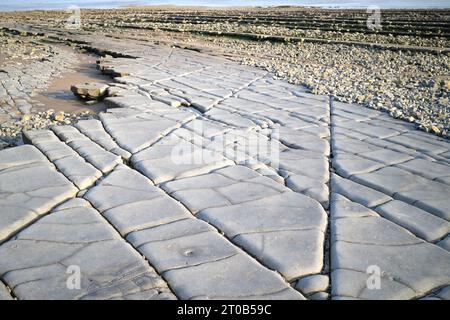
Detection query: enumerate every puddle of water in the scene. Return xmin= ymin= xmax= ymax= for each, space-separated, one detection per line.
xmin=33 ymin=46 xmax=113 ymax=115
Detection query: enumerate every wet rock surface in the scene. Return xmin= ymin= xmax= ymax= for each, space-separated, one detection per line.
xmin=71 ymin=82 xmax=109 ymax=100
xmin=0 ymin=31 xmax=103 ymax=149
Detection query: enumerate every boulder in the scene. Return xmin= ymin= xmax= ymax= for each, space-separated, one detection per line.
xmin=71 ymin=82 xmax=109 ymax=100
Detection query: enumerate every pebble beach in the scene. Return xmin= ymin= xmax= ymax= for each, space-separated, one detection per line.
xmin=0 ymin=6 xmax=448 ymax=150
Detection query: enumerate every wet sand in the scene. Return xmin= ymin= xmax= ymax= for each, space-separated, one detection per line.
xmin=33 ymin=45 xmax=112 ymax=115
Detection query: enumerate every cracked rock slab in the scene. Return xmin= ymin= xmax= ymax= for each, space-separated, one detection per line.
xmin=0 ymin=145 xmax=78 ymax=243
xmin=295 ymin=274 xmax=329 ymax=295
xmin=75 ymin=119 xmax=132 ymax=160
xmin=164 ymin=253 xmax=304 ymax=300
xmin=375 ymin=200 xmax=450 ymax=242
xmin=23 ymin=129 xmax=102 ymax=190
xmin=0 ymin=198 xmax=175 ymax=300
xmin=71 ymin=82 xmax=109 ymax=100
xmin=52 ymin=125 xmax=123 ymax=173
xmin=163 ymin=166 xmax=327 ymax=281
xmin=82 ymin=165 xmax=302 ymax=299
xmin=1 ymin=35 xmax=450 ymax=300
xmin=330 ymin=193 xmax=450 ymax=300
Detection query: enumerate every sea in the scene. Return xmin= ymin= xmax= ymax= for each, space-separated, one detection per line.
xmin=0 ymin=0 xmax=449 ymax=12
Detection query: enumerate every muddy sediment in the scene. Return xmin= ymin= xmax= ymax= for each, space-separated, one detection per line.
xmin=0 ymin=31 xmax=110 ymax=149
xmin=33 ymin=48 xmax=111 ymax=115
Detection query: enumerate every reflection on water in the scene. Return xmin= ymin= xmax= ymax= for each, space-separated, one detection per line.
xmin=33 ymin=54 xmax=112 ymax=115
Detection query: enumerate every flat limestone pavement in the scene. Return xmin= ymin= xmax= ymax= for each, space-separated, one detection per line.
xmin=0 ymin=34 xmax=449 ymax=300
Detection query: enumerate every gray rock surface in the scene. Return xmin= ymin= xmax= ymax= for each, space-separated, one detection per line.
xmin=83 ymin=165 xmax=303 ymax=299
xmin=0 ymin=198 xmax=174 ymax=300
xmin=0 ymin=35 xmax=449 ymax=300
xmin=295 ymin=274 xmax=329 ymax=295
xmin=0 ymin=145 xmax=77 ymax=243
xmin=71 ymin=82 xmax=109 ymax=100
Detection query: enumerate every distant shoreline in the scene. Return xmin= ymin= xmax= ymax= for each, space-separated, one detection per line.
xmin=1 ymin=4 xmax=450 ymax=13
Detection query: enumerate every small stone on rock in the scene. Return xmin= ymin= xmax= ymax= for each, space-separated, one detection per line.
xmin=71 ymin=82 xmax=109 ymax=100
xmin=295 ymin=274 xmax=329 ymax=295
xmin=53 ymin=112 xmax=65 ymax=122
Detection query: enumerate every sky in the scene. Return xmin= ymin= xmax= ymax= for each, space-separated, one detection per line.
xmin=0 ymin=0 xmax=449 ymax=11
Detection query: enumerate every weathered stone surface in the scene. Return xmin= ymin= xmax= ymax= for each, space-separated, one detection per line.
xmin=82 ymin=165 xmax=302 ymax=299
xmin=328 ymin=97 xmax=450 ymax=300
xmin=436 ymin=286 xmax=450 ymax=300
xmin=0 ymin=198 xmax=174 ymax=300
xmin=330 ymin=174 xmax=391 ymax=208
xmin=308 ymin=292 xmax=330 ymax=300
xmin=103 ymin=197 xmax=190 ymax=236
xmin=333 ymin=153 xmax=384 ymax=178
xmin=376 ymin=200 xmax=450 ymax=242
xmin=331 ymin=269 xmax=415 ymax=300
xmin=295 ymin=275 xmax=330 ymax=295
xmin=127 ymin=218 xmax=216 ymax=247
xmin=0 ymin=144 xmax=47 ymax=170
xmin=0 ymin=282 xmax=13 ymax=300
xmin=71 ymin=82 xmax=109 ymax=100
xmin=83 ymin=165 xmax=193 ymax=236
xmin=234 ymin=230 xmax=324 ymax=281
xmin=164 ymin=254 xmax=303 ymax=300
xmin=99 ymin=105 xmax=196 ymax=154
xmin=437 ymin=236 xmax=450 ymax=252
xmin=285 ymin=175 xmax=329 ymax=207
xmin=1 ymin=34 xmax=450 ymax=300
xmin=331 ymin=194 xmax=450 ymax=300
xmin=352 ymin=167 xmax=450 ymax=220
xmin=132 ymin=133 xmax=234 ymax=184
xmin=0 ymin=145 xmax=77 ymax=242
xmin=330 ymin=193 xmax=378 ymax=219
xmin=23 ymin=130 xmax=102 ymax=189
xmin=198 ymin=192 xmax=326 ymax=237
xmin=387 ymin=133 xmax=448 ymax=156
xmin=52 ymin=125 xmax=123 ymax=173
xmin=139 ymin=231 xmax=238 ymax=273
xmin=398 ymin=159 xmax=450 ymax=180
xmin=75 ymin=119 xmax=132 ymax=160
xmin=162 ymin=166 xmax=327 ymax=281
